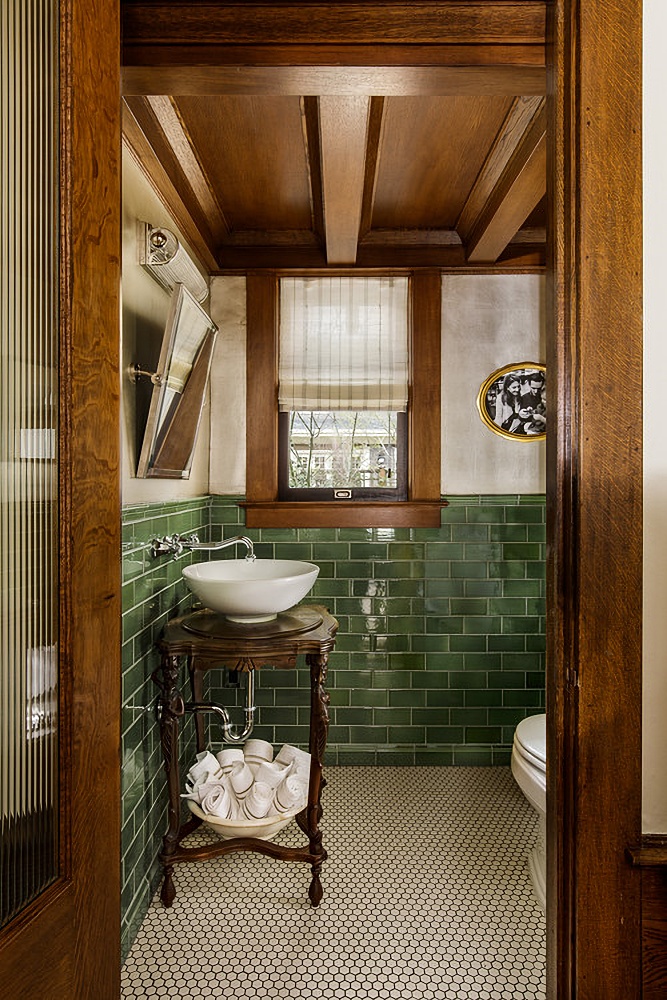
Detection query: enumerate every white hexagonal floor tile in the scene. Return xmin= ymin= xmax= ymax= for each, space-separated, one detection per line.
xmin=121 ymin=767 xmax=546 ymax=999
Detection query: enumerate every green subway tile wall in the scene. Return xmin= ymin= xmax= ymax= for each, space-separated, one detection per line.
xmin=207 ymin=495 xmax=546 ymax=769
xmin=121 ymin=498 xmax=209 ymax=959
xmin=120 ymin=493 xmax=545 ymax=957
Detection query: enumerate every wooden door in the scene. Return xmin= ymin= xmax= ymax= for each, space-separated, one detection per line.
xmin=0 ymin=1 xmax=121 ymax=997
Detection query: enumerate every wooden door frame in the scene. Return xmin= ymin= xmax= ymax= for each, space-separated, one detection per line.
xmin=117 ymin=2 xmax=644 ymax=996
xmin=0 ymin=1 xmax=122 ymax=997
xmin=60 ymin=0 xmax=122 ymax=990
xmin=3 ymin=0 xmax=645 ymax=992
xmin=547 ymin=0 xmax=643 ymax=996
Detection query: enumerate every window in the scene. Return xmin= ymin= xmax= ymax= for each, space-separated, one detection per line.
xmin=277 ymin=276 xmax=408 ymax=501
xmin=280 ymin=410 xmax=407 ymax=498
xmin=244 ymin=270 xmax=442 ymax=528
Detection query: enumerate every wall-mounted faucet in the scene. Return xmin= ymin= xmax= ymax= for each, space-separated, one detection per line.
xmin=150 ymin=533 xmax=255 ymax=561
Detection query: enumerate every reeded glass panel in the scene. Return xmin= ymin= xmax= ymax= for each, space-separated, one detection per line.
xmin=0 ymin=0 xmax=59 ymax=927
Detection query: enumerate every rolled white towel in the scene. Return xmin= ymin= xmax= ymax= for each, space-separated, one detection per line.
xmin=274 ymin=774 xmax=308 ymax=814
xmin=181 ymin=777 xmax=223 ymax=805
xmin=243 ymin=738 xmax=274 ymax=774
xmin=186 ymin=751 xmax=222 ymax=793
xmin=194 ymin=750 xmax=222 ymax=773
xmin=275 ymin=744 xmax=311 ymax=781
xmin=254 ymin=759 xmax=293 ymax=789
xmin=180 ymin=788 xmax=202 ymax=802
xmin=215 ymin=747 xmax=245 ymax=774
xmin=229 ymin=760 xmax=254 ymax=799
xmin=200 ymin=781 xmax=232 ymax=819
xmin=227 ymin=795 xmax=246 ymax=821
xmin=243 ymin=780 xmax=274 ymax=820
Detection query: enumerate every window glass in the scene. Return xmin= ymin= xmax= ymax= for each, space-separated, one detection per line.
xmin=287 ymin=411 xmax=401 ymax=490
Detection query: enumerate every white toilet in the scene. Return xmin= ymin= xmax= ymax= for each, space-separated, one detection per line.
xmin=511 ymin=712 xmax=546 ymax=912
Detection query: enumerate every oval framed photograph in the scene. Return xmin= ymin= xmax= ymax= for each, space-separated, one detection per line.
xmin=477 ymin=363 xmax=546 ymax=441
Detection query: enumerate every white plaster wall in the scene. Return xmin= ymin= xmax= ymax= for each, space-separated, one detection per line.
xmin=121 ymin=145 xmax=211 ymax=504
xmin=642 ymin=0 xmax=667 ymax=832
xmin=208 ymin=273 xmax=545 ymax=497
xmin=441 ymin=274 xmax=546 ymax=495
xmin=208 ymin=277 xmax=247 ymax=495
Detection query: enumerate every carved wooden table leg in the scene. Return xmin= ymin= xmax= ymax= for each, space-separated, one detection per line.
xmin=152 ymin=652 xmax=185 ymax=907
xmin=305 ymin=650 xmax=330 ymax=906
xmin=188 ymin=656 xmax=206 ymax=753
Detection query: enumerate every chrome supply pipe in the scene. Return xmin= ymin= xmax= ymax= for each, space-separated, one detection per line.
xmin=184 ymin=669 xmax=256 ymax=744
xmin=150 ymin=533 xmax=255 ymax=560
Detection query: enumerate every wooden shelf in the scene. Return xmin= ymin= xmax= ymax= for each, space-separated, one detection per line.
xmin=241 ymin=499 xmax=445 ymax=528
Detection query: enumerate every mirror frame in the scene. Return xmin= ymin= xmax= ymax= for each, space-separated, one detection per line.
xmin=136 ymin=283 xmax=217 ymax=478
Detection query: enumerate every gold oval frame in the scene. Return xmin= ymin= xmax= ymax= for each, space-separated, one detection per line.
xmin=477 ymin=362 xmax=546 ymax=441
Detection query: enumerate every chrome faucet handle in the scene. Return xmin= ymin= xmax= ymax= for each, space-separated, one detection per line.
xmin=173 ymin=533 xmax=199 ymax=550
xmin=150 ymin=533 xmax=198 ymax=558
xmin=150 ymin=536 xmax=173 ymax=558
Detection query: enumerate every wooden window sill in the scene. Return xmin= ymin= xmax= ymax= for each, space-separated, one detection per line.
xmin=626 ymin=836 xmax=667 ymax=868
xmin=241 ymin=500 xmax=445 ymax=529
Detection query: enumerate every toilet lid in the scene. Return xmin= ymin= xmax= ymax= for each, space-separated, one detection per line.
xmin=514 ymin=713 xmax=546 ymax=766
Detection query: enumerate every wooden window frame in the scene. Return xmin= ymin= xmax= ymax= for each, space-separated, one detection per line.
xmin=243 ymin=269 xmax=443 ymax=527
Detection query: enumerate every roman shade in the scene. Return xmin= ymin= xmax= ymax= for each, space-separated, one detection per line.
xmin=278 ymin=276 xmax=409 ymax=412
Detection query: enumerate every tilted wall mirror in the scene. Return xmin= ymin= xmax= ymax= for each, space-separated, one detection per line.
xmin=135 ymin=283 xmax=218 ymax=478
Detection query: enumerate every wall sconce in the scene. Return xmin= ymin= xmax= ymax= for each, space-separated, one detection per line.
xmin=138 ymin=222 xmax=208 ymax=303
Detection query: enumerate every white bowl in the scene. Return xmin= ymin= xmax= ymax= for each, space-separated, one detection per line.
xmin=182 ymin=558 xmax=319 ymax=623
xmin=188 ymin=800 xmax=298 ymax=840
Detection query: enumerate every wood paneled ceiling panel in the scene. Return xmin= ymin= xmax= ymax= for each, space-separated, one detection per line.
xmin=173 ymin=95 xmax=312 ymax=231
xmin=120 ymin=3 xmax=547 ymax=269
xmin=372 ymin=96 xmax=514 ymax=229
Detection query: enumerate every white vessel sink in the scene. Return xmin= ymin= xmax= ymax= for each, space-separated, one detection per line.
xmin=182 ymin=559 xmax=319 ymax=623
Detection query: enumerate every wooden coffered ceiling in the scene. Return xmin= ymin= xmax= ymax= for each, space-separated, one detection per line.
xmin=121 ymin=2 xmax=547 ymax=272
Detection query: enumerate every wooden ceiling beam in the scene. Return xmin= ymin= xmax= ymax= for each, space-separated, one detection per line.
xmin=121 ymin=2 xmax=545 ymax=46
xmin=121 ymin=1 xmax=546 ymax=96
xmin=358 ymin=97 xmax=387 ymax=240
xmin=216 ymin=245 xmax=329 ymax=269
xmin=319 ymin=96 xmax=370 ymax=265
xmin=463 ymin=98 xmax=547 ymax=262
xmin=222 ymin=230 xmax=321 ymax=248
xmin=122 ymin=64 xmax=545 ymax=98
xmin=212 ymin=239 xmax=545 ymax=272
xmin=457 ymin=96 xmax=544 ymax=241
xmin=300 ymin=97 xmax=326 ymax=248
xmin=338 ymin=226 xmax=466 ymax=269
xmin=360 ymin=229 xmax=463 ymax=248
xmin=212 ymin=252 xmax=545 ymax=271
xmin=146 ymin=96 xmax=230 ymax=247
